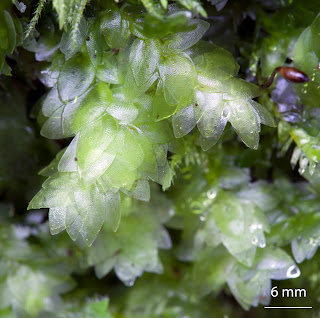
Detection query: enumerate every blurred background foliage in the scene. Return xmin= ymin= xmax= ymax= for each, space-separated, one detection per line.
xmin=1 ymin=0 xmax=320 ymax=317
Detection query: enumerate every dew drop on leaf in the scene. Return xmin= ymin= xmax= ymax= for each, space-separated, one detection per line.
xmin=286 ymin=265 xmax=300 ymax=278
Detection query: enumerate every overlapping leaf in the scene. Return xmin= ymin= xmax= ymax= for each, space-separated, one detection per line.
xmin=173 ymin=42 xmax=275 ymax=150
xmin=87 ymin=205 xmax=172 ymax=285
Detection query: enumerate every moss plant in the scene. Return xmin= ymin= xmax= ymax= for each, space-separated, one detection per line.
xmin=1 ymin=0 xmax=320 ymax=316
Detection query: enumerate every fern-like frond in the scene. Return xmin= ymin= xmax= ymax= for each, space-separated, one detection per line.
xmin=24 ymin=0 xmax=46 ymax=39
xmin=71 ymin=0 xmax=89 ymax=46
xmin=53 ymin=0 xmax=68 ymax=29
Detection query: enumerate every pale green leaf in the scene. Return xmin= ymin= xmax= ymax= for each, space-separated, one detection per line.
xmin=57 ymin=54 xmax=95 ymax=102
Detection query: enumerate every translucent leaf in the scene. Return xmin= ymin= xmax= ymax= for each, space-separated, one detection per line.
xmin=104 ymin=190 xmax=121 ymax=231
xmin=227 ymin=268 xmax=270 ymax=310
xmin=212 ymin=196 xmax=244 ymax=237
xmin=229 ymin=78 xmax=261 ymax=100
xmin=159 ymin=53 xmax=197 ymax=107
xmin=49 ymin=186 xmax=121 ymax=245
xmin=172 ymin=105 xmax=196 ymax=138
xmin=58 ymin=134 xmax=80 ymax=172
xmin=153 ymin=145 xmax=167 ymax=167
xmin=42 ymin=85 xmax=63 ymax=117
xmin=96 ymin=51 xmax=120 ymax=84
xmin=228 ymin=246 xmax=256 ymax=267
xmin=114 ymin=260 xmax=144 ymax=286
xmin=80 ymin=150 xmax=116 ymax=188
xmin=250 ymin=101 xmax=276 ymax=127
xmin=66 ymin=194 xmax=103 ymax=244
xmin=151 ymin=80 xmax=177 ymax=120
xmin=228 ymin=100 xmax=260 ymax=149
xmin=142 ymin=10 xmax=193 ymax=38
xmin=57 ymin=54 xmax=95 ymax=102
xmin=158 ymin=161 xmax=172 ymax=190
xmin=101 ymin=157 xmax=138 ymax=191
xmin=187 ymin=41 xmax=239 ymax=76
xmin=38 ymin=54 xmax=64 ymax=87
xmin=133 ymin=130 xmax=157 ymax=175
xmin=112 ymin=127 xmax=145 ymax=169
xmin=291 ymin=227 xmax=320 ymax=263
xmin=94 ymin=258 xmax=115 ymax=279
xmin=28 ymin=186 xmax=75 ymax=209
xmin=7 ymin=266 xmax=74 ymax=316
xmin=129 ymin=38 xmax=161 ymax=87
xmin=140 ymin=121 xmax=174 ymax=144
xmin=164 ymin=19 xmax=209 ymax=51
xmin=39 ymin=148 xmax=66 ymax=176
xmin=70 ymin=82 xmax=113 ymax=132
xmin=124 ymin=67 xmax=158 ymax=100
xmin=87 ymin=209 xmax=168 ymax=284
xmin=107 ymin=98 xmax=139 ymax=124
xmin=131 ymin=94 xmax=153 ymax=125
xmin=121 ymin=179 xmax=150 ymax=201
xmin=40 ymin=106 xmax=66 ymax=139
xmin=294 ymin=27 xmax=313 ymax=64
xmin=42 ymin=172 xmax=80 ymax=189
xmin=257 ymin=248 xmax=300 ymax=280
xmin=49 ymin=206 xmax=68 ymax=234
xmin=60 ymin=17 xmax=86 ymax=60
xmin=77 ymin=188 xmax=120 ymax=237
xmin=76 ymin=115 xmax=118 ymax=170
xmin=86 ymin=21 xmax=103 ymax=67
xmin=237 ymin=183 xmax=278 ymax=212
xmin=199 ymin=117 xmax=227 ymax=150
xmin=100 ymin=6 xmax=130 ymax=49
xmin=209 ymin=194 xmax=267 ymax=265
xmin=116 ymin=36 xmax=134 ymax=83
xmin=194 ymin=90 xmax=225 ymax=138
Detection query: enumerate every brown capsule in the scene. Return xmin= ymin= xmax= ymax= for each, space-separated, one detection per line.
xmin=278 ymin=67 xmax=310 ymax=83
xmin=261 ymin=66 xmax=310 ymax=89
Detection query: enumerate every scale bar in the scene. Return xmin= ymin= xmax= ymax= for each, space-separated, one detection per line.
xmin=264 ymin=307 xmax=312 ymax=309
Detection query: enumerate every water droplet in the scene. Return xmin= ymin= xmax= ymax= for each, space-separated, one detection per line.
xmin=299 ymin=167 xmax=306 ymax=174
xmin=259 ymin=242 xmax=266 ymax=248
xmin=286 ymin=265 xmax=300 ymax=278
xmin=168 ymin=209 xmax=175 ymax=216
xmin=200 ymin=215 xmax=206 ymax=221
xmin=126 ymin=279 xmax=135 ymax=286
xmin=249 ymin=224 xmax=257 ymax=233
xmin=251 ymin=237 xmax=258 ymax=245
xmin=206 ymin=189 xmax=217 ymax=199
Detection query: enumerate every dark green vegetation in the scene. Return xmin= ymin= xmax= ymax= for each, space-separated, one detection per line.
xmin=1 ymin=0 xmax=320 ymax=316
